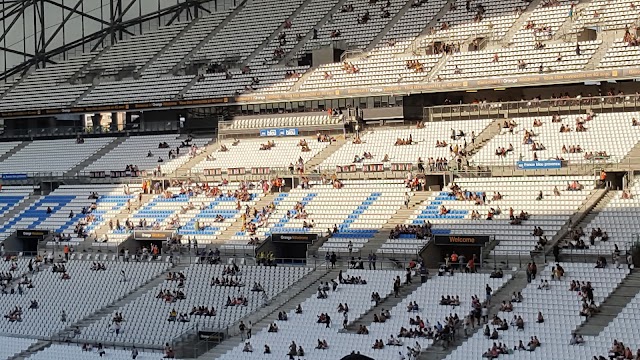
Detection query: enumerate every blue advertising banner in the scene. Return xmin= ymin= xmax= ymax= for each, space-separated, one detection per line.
xmin=516 ymin=160 xmax=562 ymax=170
xmin=259 ymin=128 xmax=299 ymax=137
xmin=1 ymin=173 xmax=28 ymax=180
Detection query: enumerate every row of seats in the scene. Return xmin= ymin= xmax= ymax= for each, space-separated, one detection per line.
xmin=564 ymin=177 xmax=640 ymax=255
xmin=217 ymin=269 xmax=402 ymax=360
xmin=4 ymin=0 xmax=640 ymax=110
xmin=446 ymin=263 xmax=630 ymax=360
xmin=363 ymin=272 xmax=511 ymax=358
xmin=379 ymin=176 xmax=594 ymax=255
xmin=224 ymin=115 xmax=342 ymax=130
xmin=0 ymin=258 xmax=170 ymax=338
xmin=472 ymin=112 xmax=640 ymax=165
xmin=228 ymin=180 xmax=406 ymax=253
xmin=83 ymin=134 xmax=210 ymax=174
xmin=0 ymin=185 xmax=135 ymax=245
xmin=0 ymin=54 xmax=94 ymax=112
xmin=103 ymin=182 xmax=262 ymax=245
xmin=141 ymin=11 xmax=232 ymax=77
xmin=320 ymin=119 xmax=492 ymax=168
xmin=194 ymin=0 xmax=305 ymax=65
xmin=0 ymin=336 xmax=36 ymax=359
xmin=0 ymin=137 xmax=114 ymax=175
xmin=25 ymin=344 xmax=161 ymax=360
xmin=192 ymin=137 xmax=329 ymax=172
xmin=78 ymin=264 xmax=311 ymax=346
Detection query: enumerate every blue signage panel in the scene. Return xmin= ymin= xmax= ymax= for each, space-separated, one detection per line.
xmin=1 ymin=173 xmax=28 ymax=180
xmin=516 ymin=160 xmax=562 ymax=170
xmin=259 ymin=128 xmax=298 ymax=137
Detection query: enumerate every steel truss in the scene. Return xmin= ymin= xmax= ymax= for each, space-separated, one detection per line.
xmin=0 ymin=0 xmax=216 ymax=81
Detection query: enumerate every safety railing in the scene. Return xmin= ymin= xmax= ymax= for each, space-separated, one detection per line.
xmin=0 ymin=122 xmax=180 ymax=141
xmin=428 ymin=94 xmax=640 ymax=120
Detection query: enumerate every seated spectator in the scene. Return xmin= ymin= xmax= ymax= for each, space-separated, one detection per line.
xmin=267 ymin=323 xmax=278 ymax=332
xmin=242 ymin=342 xmax=253 ymax=352
xmin=500 ymin=301 xmax=513 ymax=312
xmin=315 ymin=339 xmax=329 ymax=349
xmin=538 ymin=280 xmax=550 ymax=290
xmin=357 ymin=324 xmax=370 ymax=334
xmin=570 ymin=332 xmax=584 ymax=345
xmin=490 ymin=268 xmax=503 ymax=278
xmin=536 ymin=312 xmax=544 ymax=323
xmin=168 ymin=309 xmax=177 ymax=322
xmin=527 ymin=336 xmax=541 ymax=351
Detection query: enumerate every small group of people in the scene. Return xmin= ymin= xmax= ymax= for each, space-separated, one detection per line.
xmin=4 ymin=306 xmax=22 ymax=322
xmin=155 ymin=289 xmax=186 ymax=302
xmin=225 ymin=295 xmax=248 ymax=307
xmin=90 ymin=262 xmax=107 ymax=271
xmin=341 ymin=61 xmax=359 ymax=74
xmin=439 ymin=295 xmax=461 ymax=307
xmin=373 ymin=308 xmax=390 ymax=323
xmin=406 ymin=60 xmax=424 ymax=72
xmin=189 ymin=306 xmax=216 ymax=317
xmin=211 ymin=276 xmax=244 ymax=287
xmin=389 ymin=223 xmax=432 ymax=240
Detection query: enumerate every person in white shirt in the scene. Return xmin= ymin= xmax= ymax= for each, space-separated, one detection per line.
xmin=398 ymin=351 xmax=406 ymax=360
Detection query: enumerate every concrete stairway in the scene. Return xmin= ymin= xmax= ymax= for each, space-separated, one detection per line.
xmin=64 ymin=136 xmax=128 ymax=177
xmin=3 ymin=193 xmax=39 ymax=224
xmin=54 ymin=261 xmax=182 ymax=342
xmin=619 ymin=139 xmax=640 ymax=168
xmin=549 ymin=188 xmax=612 ymax=260
xmin=278 ymin=0 xmax=350 ymax=66
xmin=0 ymin=77 xmax=26 ymax=100
xmin=584 ymin=31 xmax=617 ymax=70
xmin=552 ymin=2 xmax=590 ymax=42
xmin=170 ymin=0 xmax=251 ymax=75
xmin=8 ymin=340 xmax=52 ymax=360
xmin=419 ymin=268 xmax=530 ymax=360
xmin=405 ymin=0 xmax=455 ymax=55
xmin=558 ymin=188 xmax=615 ymax=255
xmin=0 ymin=141 xmax=30 ymax=163
xmin=363 ymin=0 xmax=420 ymax=53
xmin=241 ymin=0 xmax=317 ymax=67
xmin=306 ymin=137 xmax=346 ymax=173
xmin=172 ymin=138 xmax=217 ymax=176
xmin=174 ymin=75 xmax=201 ymax=100
xmin=498 ymin=0 xmax=543 ymax=46
xmin=357 ymin=191 xmax=433 ymax=256
xmin=426 ymin=54 xmax=451 ymax=81
xmin=135 ymin=19 xmax=199 ymax=77
xmin=289 ymin=70 xmax=315 ymax=91
xmin=342 ymin=280 xmax=423 ymax=332
xmin=216 ymin=192 xmax=279 ymax=253
xmin=68 ymin=47 xmax=110 ymax=84
xmin=78 ymin=193 xmax=156 ymax=251
xmin=198 ymin=268 xmax=338 ymax=358
xmin=69 ymin=84 xmax=99 ymax=107
xmin=465 ymin=118 xmax=502 ymax=156
xmin=577 ymin=270 xmax=640 ymax=336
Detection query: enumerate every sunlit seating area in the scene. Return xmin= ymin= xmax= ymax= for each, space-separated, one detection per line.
xmin=320 ymin=119 xmax=492 ymax=169
xmin=471 ymin=112 xmax=640 ymax=165
xmin=380 ymin=176 xmax=595 ymax=256
xmin=192 ymin=137 xmax=329 ymax=172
